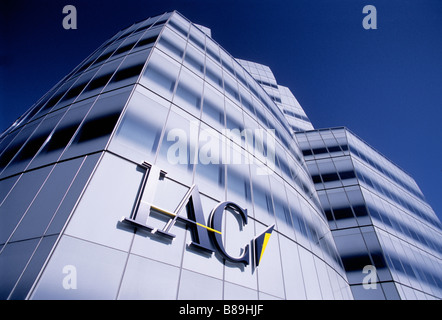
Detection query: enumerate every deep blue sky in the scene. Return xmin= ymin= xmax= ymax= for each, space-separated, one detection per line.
xmin=1 ymin=0 xmax=441 ymax=221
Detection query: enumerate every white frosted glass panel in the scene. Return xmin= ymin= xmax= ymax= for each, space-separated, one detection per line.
xmin=157 ymin=27 xmax=186 ymax=61
xmin=298 ymin=246 xmax=322 ymax=299
xmin=109 ymin=87 xmax=169 ymax=164
xmin=181 ymin=195 xmax=223 ymax=279
xmin=130 ymin=178 xmax=188 ymax=267
xmin=256 ymin=231 xmax=285 ymax=298
xmin=173 ymin=67 xmax=203 ymax=118
xmin=201 ymin=83 xmax=225 ymax=130
xmin=64 ymin=153 xmax=143 ymax=251
xmin=223 ymin=282 xmax=258 ymax=300
xmin=183 ymin=43 xmax=205 ymax=75
xmin=155 ymin=106 xmax=197 ymax=185
xmin=223 ymin=208 xmax=257 ymax=290
xmin=118 ymin=255 xmax=180 ymax=299
xmin=315 ymin=257 xmax=334 ymax=299
xmin=30 ymin=235 xmax=126 ymax=300
xmin=194 ymin=124 xmax=225 ymax=200
xmin=45 ymin=153 xmax=101 ymax=235
xmin=177 ymin=269 xmax=222 ymax=300
xmin=141 ymin=49 xmax=180 ymax=101
xmin=278 ymin=235 xmax=306 ymax=299
xmin=250 ymin=173 xmax=275 ymax=226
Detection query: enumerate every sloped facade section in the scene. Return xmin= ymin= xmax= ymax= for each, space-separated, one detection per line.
xmin=0 ymin=11 xmax=350 ymax=300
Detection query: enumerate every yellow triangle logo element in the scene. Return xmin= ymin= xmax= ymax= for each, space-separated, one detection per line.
xmin=258 ymin=232 xmax=272 ymax=265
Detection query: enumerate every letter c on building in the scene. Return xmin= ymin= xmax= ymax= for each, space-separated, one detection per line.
xmin=208 ymin=201 xmax=250 ymax=265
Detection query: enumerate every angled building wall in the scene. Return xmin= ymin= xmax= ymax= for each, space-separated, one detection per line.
xmin=296 ymin=127 xmax=442 ymax=299
xmin=1 ymin=10 xmax=440 ymax=301
xmin=0 ymin=11 xmax=351 ymax=300
xmin=237 ymin=59 xmax=313 ymax=133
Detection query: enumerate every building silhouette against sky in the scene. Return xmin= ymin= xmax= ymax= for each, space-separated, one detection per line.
xmin=0 ymin=11 xmax=440 ymax=300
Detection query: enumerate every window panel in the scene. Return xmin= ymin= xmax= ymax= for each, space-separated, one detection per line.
xmin=220 ymin=50 xmax=235 ymax=76
xmin=286 ymin=189 xmax=310 ymax=247
xmin=27 ymin=99 xmax=94 ymax=170
xmin=130 ymin=177 xmax=188 ymax=267
xmin=30 ymin=235 xmax=127 ymax=300
xmin=45 ymin=153 xmax=101 ymax=235
xmin=78 ymin=58 xmax=124 ymax=100
xmin=270 ymin=176 xmax=294 ymax=237
xmin=56 ymin=69 xmax=98 ymax=108
xmin=225 ymin=99 xmax=244 ymax=142
xmin=0 ymin=165 xmax=53 ymax=244
xmin=118 ymin=254 xmax=180 ymax=299
xmin=61 ymin=87 xmax=132 ymax=160
xmin=167 ymin=14 xmax=190 ymax=38
xmin=194 ymin=125 xmax=225 ymax=201
xmin=223 ymin=208 xmax=257 ymax=290
xmin=0 ymin=175 xmax=19 ymax=206
xmin=0 ymin=121 xmax=40 ymax=175
xmin=278 ymin=235 xmax=306 ymax=299
xmin=183 ymin=43 xmax=205 ymax=75
xmin=226 ymin=147 xmax=252 ymax=212
xmin=201 ymin=82 xmax=225 ymax=130
xmin=94 ymin=42 xmax=120 ymax=65
xmin=64 ymin=153 xmax=142 ymax=251
xmin=0 ymin=130 xmax=21 ymax=161
xmin=205 ymin=57 xmax=223 ymax=90
xmin=157 ymin=27 xmax=186 ymax=61
xmin=178 ymin=269 xmax=222 ymax=300
xmin=109 ymin=87 xmax=169 ymax=164
xmin=141 ymin=49 xmax=181 ymax=101
xmin=251 ymin=172 xmax=275 ymax=226
xmin=10 ymin=157 xmax=84 ymax=242
xmin=223 ymin=73 xmax=240 ymax=102
xmin=8 ymin=235 xmax=58 ymax=300
xmin=189 ymin=25 xmax=206 ymax=51
xmin=256 ymin=231 xmax=285 ymax=298
xmin=107 ymin=50 xmax=151 ymax=92
xmin=0 ymin=238 xmax=40 ymax=299
xmin=0 ymin=110 xmax=64 ymax=178
xmin=156 ymin=106 xmax=197 ymax=185
xmin=173 ymin=67 xmax=203 ymax=118
xmin=205 ymin=39 xmax=221 ymax=64
xmin=33 ymin=80 xmax=75 ymax=117
xmin=134 ymin=33 xmax=158 ymax=50
xmin=315 ymin=258 xmax=334 ymax=299
xmin=223 ymin=283 xmax=258 ymax=300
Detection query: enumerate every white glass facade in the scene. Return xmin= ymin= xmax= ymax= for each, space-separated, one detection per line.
xmin=0 ymin=10 xmax=439 ymax=300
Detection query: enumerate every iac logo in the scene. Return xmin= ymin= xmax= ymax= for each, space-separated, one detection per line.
xmin=120 ymin=161 xmax=274 ymax=268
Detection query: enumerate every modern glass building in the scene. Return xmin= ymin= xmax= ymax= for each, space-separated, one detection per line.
xmin=0 ymin=11 xmax=440 ymax=300
xmin=296 ymin=128 xmax=442 ymax=299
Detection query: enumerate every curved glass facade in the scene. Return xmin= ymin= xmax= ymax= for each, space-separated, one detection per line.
xmin=0 ymin=10 xmax=439 ymax=300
